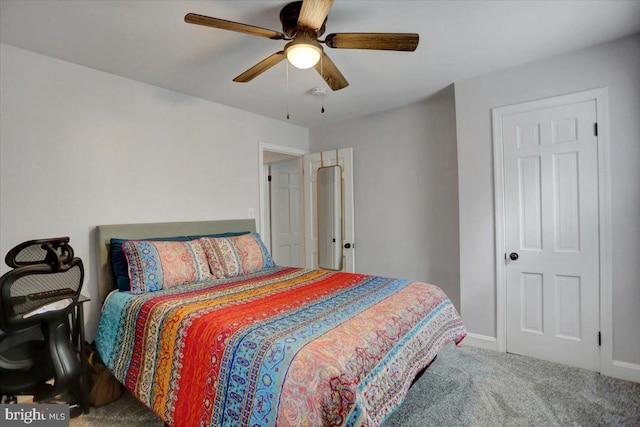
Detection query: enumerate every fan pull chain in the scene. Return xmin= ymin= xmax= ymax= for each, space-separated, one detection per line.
xmin=320 ymin=54 xmax=325 ymax=114
xmin=286 ymin=60 xmax=290 ymax=120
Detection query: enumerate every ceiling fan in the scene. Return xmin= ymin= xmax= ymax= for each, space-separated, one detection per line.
xmin=185 ymin=0 xmax=419 ymax=91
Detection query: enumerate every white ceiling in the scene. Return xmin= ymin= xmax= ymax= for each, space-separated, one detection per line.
xmin=1 ymin=1 xmax=639 ymax=128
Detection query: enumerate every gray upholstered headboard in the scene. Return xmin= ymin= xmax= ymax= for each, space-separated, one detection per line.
xmin=95 ymin=219 xmax=256 ymax=303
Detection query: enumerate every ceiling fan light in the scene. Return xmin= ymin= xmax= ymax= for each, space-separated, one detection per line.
xmin=285 ymin=40 xmax=321 ymax=69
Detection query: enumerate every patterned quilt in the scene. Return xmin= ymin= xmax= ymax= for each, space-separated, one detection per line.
xmin=95 ymin=267 xmax=466 ymax=427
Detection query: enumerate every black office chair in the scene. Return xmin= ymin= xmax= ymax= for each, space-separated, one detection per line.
xmin=0 ymin=237 xmax=83 ymax=405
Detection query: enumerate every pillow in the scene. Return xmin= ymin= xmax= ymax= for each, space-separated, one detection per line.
xmin=110 ymin=232 xmax=249 ymax=291
xmin=122 ymin=240 xmax=212 ymax=294
xmin=199 ymin=233 xmax=275 ymax=278
xmin=110 ymin=236 xmax=188 ymax=292
xmin=187 ymin=231 xmax=250 ymax=240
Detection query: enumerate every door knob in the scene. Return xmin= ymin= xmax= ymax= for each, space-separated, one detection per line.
xmin=509 ymin=252 xmax=519 ymax=261
xmin=344 ymin=243 xmax=352 ymax=249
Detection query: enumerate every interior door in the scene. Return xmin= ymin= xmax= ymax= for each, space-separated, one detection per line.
xmin=303 ymin=148 xmax=355 ymax=272
xmin=270 ymin=159 xmax=302 ymax=267
xmin=502 ymin=99 xmax=600 ymax=371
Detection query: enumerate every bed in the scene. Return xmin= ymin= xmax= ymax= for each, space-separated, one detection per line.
xmin=93 ymin=220 xmax=466 ymax=427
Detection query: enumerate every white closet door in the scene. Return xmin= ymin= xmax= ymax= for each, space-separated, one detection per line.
xmin=502 ymin=99 xmax=600 ymax=371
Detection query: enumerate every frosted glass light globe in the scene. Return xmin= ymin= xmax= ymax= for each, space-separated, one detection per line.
xmin=285 ymin=40 xmax=321 ymax=69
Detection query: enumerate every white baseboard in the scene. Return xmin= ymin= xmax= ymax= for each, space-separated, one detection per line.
xmin=462 ymin=334 xmax=639 ymax=383
xmin=608 ymin=360 xmax=640 ymax=383
xmin=461 ymin=333 xmax=498 ymax=351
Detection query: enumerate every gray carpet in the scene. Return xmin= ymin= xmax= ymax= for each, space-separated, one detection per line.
xmin=385 ymin=345 xmax=640 ymax=426
xmin=70 ymin=345 xmax=640 ymax=426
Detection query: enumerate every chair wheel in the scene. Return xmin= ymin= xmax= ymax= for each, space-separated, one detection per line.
xmin=1 ymin=395 xmax=17 ymax=404
xmin=69 ymin=404 xmax=82 ymax=418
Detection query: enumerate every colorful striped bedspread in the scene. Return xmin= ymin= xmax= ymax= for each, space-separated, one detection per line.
xmin=95 ymin=267 xmax=466 ymax=427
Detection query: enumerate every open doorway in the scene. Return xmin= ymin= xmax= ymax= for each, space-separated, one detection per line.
xmin=259 ymin=143 xmax=306 ymax=267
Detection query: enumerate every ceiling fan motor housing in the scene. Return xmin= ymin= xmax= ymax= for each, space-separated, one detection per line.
xmin=280 ymin=1 xmax=327 ymax=38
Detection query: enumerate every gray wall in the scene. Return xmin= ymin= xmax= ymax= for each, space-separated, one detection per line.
xmin=455 ymin=34 xmax=640 ymax=365
xmin=309 ymin=86 xmax=460 ymax=308
xmin=0 ymin=44 xmax=309 ymax=340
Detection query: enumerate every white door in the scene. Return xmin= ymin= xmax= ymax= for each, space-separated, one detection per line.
xmin=270 ymin=160 xmax=303 ymax=267
xmin=303 ymin=148 xmax=355 ymax=272
xmin=502 ymin=99 xmax=600 ymax=371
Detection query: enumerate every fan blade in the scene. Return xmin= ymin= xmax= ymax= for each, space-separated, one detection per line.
xmin=233 ymin=51 xmax=286 ymax=83
xmin=298 ymin=0 xmax=334 ymax=31
xmin=325 ymin=33 xmax=419 ymax=51
xmin=314 ymin=52 xmax=348 ymax=91
xmin=185 ymin=13 xmax=286 ymax=40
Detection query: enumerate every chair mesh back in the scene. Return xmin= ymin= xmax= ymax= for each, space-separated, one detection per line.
xmin=9 ymin=265 xmax=82 ymax=316
xmin=12 ymin=244 xmax=50 ymax=264
xmin=4 ymin=237 xmax=71 ymax=269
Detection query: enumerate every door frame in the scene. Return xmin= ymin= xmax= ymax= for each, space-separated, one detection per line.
xmin=258 ymin=142 xmax=307 ymax=261
xmin=491 ymin=87 xmax=612 ymax=375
